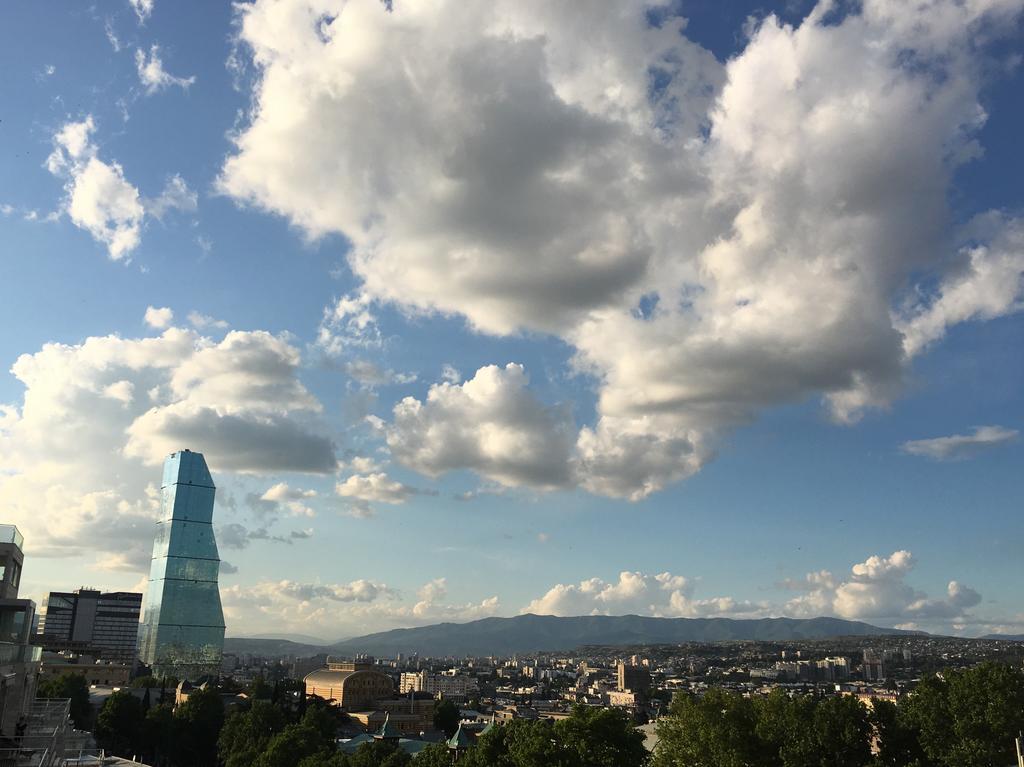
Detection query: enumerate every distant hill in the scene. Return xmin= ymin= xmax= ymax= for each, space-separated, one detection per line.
xmin=329 ymin=614 xmax=919 ymax=657
xmin=224 ymin=636 xmax=327 ymax=657
xmin=980 ymin=633 xmax=1024 ymax=641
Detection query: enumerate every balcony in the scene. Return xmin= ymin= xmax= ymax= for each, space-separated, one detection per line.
xmin=0 ymin=527 xmax=23 ymax=552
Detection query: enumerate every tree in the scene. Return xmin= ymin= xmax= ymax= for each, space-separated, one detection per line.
xmin=141 ymin=703 xmax=178 ymax=766
xmin=555 ymin=705 xmax=649 ymax=767
xmin=95 ymin=690 xmax=146 ymax=758
xmin=219 ymin=700 xmax=288 ymax=767
xmin=174 ymin=686 xmax=225 ymax=767
xmin=434 ymin=699 xmax=461 ymax=738
xmin=254 ymin=723 xmax=331 ymax=767
xmin=461 ymin=719 xmax=580 ymax=767
xmin=413 ymin=743 xmax=454 ymax=767
xmin=900 ymin=662 xmax=1024 ymax=767
xmin=810 ymin=695 xmax=871 ymax=767
xmin=653 ymin=688 xmax=763 ymax=767
xmin=37 ymin=672 xmax=92 ymax=729
xmin=869 ymin=699 xmax=924 ymax=767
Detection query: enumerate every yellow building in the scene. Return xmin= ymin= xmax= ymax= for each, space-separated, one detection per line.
xmin=304 ymin=659 xmax=394 ymax=710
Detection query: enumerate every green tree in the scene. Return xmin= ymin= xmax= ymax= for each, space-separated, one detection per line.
xmin=174 ymin=686 xmax=225 ymax=767
xmin=254 ymin=722 xmax=331 ymax=767
xmin=555 ymin=704 xmax=649 ymax=767
xmin=869 ymin=699 xmax=923 ymax=767
xmin=434 ymin=699 xmax=461 ymax=738
xmin=219 ymin=700 xmax=288 ymax=767
xmin=140 ymin=703 xmax=178 ymax=766
xmin=412 ymin=743 xmax=453 ymax=767
xmin=654 ymin=688 xmax=763 ymax=767
xmin=811 ymin=695 xmax=871 ymax=767
xmin=900 ymin=662 xmax=1024 ymax=767
xmin=753 ymin=689 xmax=817 ymax=767
xmin=37 ymin=672 xmax=92 ymax=729
xmin=95 ymin=690 xmax=146 ymax=758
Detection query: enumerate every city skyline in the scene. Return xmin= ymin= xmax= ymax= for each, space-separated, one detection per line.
xmin=0 ymin=1 xmax=1022 ymax=641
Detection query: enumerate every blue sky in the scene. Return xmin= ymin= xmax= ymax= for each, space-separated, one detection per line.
xmin=0 ymin=0 xmax=1021 ymax=641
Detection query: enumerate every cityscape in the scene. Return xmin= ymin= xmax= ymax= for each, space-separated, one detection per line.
xmin=1 ymin=0 xmax=1023 ymax=766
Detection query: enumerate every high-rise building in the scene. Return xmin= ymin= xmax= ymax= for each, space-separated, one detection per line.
xmin=139 ymin=450 xmax=226 ymax=681
xmin=616 ymin=661 xmax=651 ymax=693
xmin=40 ymin=589 xmax=142 ymax=664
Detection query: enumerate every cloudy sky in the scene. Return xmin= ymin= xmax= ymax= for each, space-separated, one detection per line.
xmin=1 ymin=0 xmax=1022 ymax=642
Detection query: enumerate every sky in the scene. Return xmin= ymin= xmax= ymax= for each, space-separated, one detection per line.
xmin=0 ymin=0 xmax=1022 ymax=643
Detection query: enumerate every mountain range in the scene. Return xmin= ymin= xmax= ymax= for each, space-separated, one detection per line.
xmin=224 ymin=613 xmax=919 ymax=658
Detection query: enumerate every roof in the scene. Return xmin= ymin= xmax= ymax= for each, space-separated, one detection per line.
xmin=447 ymin=724 xmax=474 ymax=749
xmin=375 ymin=713 xmax=402 ymax=740
xmin=304 ymin=667 xmax=390 ymax=686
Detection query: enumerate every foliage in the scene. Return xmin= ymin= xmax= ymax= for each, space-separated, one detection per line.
xmin=555 ymin=704 xmax=649 ymax=767
xmin=175 ymin=686 xmax=225 ymax=767
xmin=434 ymin=698 xmax=461 ymax=738
xmin=219 ymin=700 xmax=288 ymax=767
xmin=95 ymin=690 xmax=146 ymax=758
xmin=37 ymin=672 xmax=92 ymax=729
xmin=411 ymin=743 xmax=455 ymax=767
xmin=899 ymin=662 xmax=1024 ymax=767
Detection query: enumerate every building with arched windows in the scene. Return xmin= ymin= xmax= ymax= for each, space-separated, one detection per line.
xmin=304 ymin=658 xmax=394 ymax=710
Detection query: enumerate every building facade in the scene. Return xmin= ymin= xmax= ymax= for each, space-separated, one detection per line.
xmin=139 ymin=450 xmax=226 ymax=681
xmin=304 ymin=659 xmax=394 ymax=710
xmin=40 ymin=589 xmax=142 ymax=664
xmin=399 ymin=670 xmax=478 ymax=701
xmin=0 ymin=524 xmax=41 ymax=736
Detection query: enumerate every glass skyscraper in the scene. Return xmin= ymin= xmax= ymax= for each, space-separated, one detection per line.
xmin=139 ymin=449 xmax=225 ymax=680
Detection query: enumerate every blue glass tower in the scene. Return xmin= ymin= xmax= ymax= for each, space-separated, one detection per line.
xmin=139 ymin=449 xmax=225 ymax=680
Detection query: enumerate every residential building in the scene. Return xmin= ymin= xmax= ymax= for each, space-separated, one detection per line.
xmin=0 ymin=524 xmax=42 ymax=736
xmin=399 ymin=669 xmax=478 ymax=701
xmin=138 ymin=450 xmax=226 ymax=681
xmin=39 ymin=652 xmax=132 ymax=687
xmin=39 ymin=589 xmax=142 ymax=664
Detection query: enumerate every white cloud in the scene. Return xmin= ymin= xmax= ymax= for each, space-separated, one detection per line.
xmin=784 ymin=551 xmax=983 ymax=625
xmin=336 ymin=472 xmax=414 ymax=504
xmin=47 ymin=118 xmax=199 ymax=260
xmin=187 ymin=311 xmax=229 ymax=330
xmin=144 ymin=306 xmax=174 ymax=329
xmin=129 ymin=0 xmax=154 ymax=24
xmin=388 ymin=364 xmax=576 ymax=490
xmin=262 ymin=482 xmax=317 ymax=502
xmin=221 ymin=576 xmax=498 ymax=638
xmin=135 ymin=45 xmax=196 ymax=95
xmin=345 ymin=360 xmax=417 ymax=387
xmin=522 ymin=570 xmax=766 ymax=619
xmin=146 ymin=175 xmax=197 ymax=220
xmin=221 ymin=0 xmax=1024 ymax=500
xmin=0 ymin=326 xmax=336 ymax=568
xmin=47 ymin=117 xmax=143 ymax=260
xmin=901 ymin=425 xmax=1019 ymax=461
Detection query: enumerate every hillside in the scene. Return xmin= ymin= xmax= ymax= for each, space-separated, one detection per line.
xmin=328 ymin=614 xmax=918 ymax=657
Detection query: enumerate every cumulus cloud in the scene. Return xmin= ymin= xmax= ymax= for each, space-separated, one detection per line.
xmin=523 ymin=570 xmax=766 ymax=619
xmin=387 ymin=364 xmax=576 ymax=490
xmin=900 ymin=425 xmax=1018 ymax=461
xmin=135 ymin=45 xmax=196 ymax=95
xmin=221 ymin=0 xmax=1024 ymax=500
xmin=259 ymin=482 xmax=317 ymax=517
xmin=144 ymin=306 xmax=173 ymax=329
xmin=785 ymin=551 xmax=983 ymax=624
xmin=47 ymin=117 xmax=199 ymax=260
xmin=521 ymin=553 xmax=984 ymax=631
xmin=336 ymin=472 xmax=415 ymax=504
xmin=221 ymin=576 xmax=497 ymax=637
xmin=0 ymin=326 xmax=336 ymax=567
xmin=47 ymin=117 xmax=143 ymax=260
